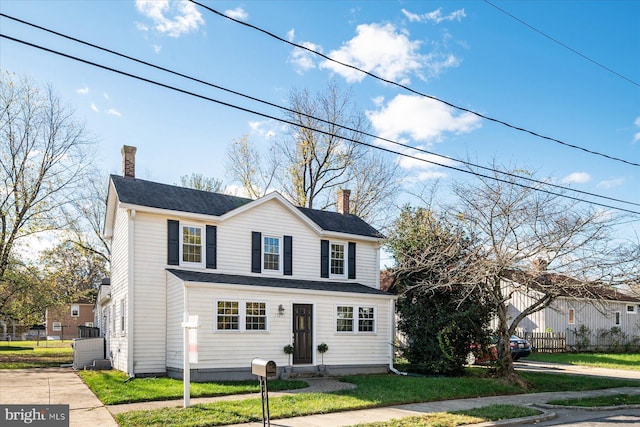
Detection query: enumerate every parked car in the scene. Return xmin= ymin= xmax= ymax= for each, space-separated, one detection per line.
xmin=467 ymin=335 xmax=531 ymax=365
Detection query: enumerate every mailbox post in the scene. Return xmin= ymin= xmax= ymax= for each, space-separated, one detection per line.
xmin=251 ymin=358 xmax=277 ymax=427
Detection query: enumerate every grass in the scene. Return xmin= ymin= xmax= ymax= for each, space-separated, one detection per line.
xmin=526 ymin=352 xmax=640 ymax=371
xmin=349 ymin=404 xmax=541 ymax=427
xmin=0 ymin=340 xmax=72 ymax=368
xmin=79 ymin=370 xmax=308 ymax=405
xmin=548 ymin=394 xmax=640 ymax=407
xmin=114 ymin=371 xmax=640 ymax=427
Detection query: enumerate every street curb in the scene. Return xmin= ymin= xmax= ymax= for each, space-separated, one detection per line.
xmin=468 ymin=407 xmax=556 ymax=426
xmin=537 ymin=403 xmax=640 ymax=411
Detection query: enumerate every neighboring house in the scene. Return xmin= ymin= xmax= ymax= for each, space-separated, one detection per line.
xmin=45 ymin=301 xmax=95 ymax=340
xmin=502 ymin=271 xmax=640 ymax=350
xmin=98 ymin=145 xmax=395 ymax=380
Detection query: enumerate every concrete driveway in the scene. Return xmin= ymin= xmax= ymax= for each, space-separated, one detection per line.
xmin=515 ymin=359 xmax=640 ymax=380
xmin=0 ymin=368 xmax=117 ymax=427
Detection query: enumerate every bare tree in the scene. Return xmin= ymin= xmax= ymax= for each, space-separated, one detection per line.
xmin=226 ymin=81 xmax=401 ymax=225
xmin=279 ymin=81 xmax=366 ymax=210
xmin=226 ymin=135 xmax=278 ymax=198
xmin=0 ymin=71 xmax=95 ymax=321
xmin=390 ymin=164 xmax=640 ymax=382
xmin=178 ymin=173 xmax=225 ymax=193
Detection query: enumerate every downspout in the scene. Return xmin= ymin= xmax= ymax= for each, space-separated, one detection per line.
xmin=127 ymin=209 xmax=136 ymax=377
xmin=388 ymin=298 xmax=407 ymax=376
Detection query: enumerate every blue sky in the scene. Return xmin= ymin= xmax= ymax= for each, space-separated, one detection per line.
xmin=1 ymin=1 xmax=639 ymax=240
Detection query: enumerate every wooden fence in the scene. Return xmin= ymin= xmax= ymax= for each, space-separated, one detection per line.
xmin=519 ymin=331 xmax=566 ymax=353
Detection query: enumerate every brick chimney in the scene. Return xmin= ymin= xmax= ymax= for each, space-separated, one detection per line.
xmin=337 ymin=189 xmax=351 ymax=215
xmin=121 ymin=145 xmax=137 ymax=178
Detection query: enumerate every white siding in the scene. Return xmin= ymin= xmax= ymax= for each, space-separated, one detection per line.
xmin=166 ymin=272 xmax=184 ymax=367
xmin=108 ymin=207 xmax=130 ymax=373
xmin=164 ymin=282 xmax=392 ymax=371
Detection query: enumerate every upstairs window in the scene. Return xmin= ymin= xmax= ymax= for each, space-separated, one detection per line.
xmin=263 ymin=236 xmax=281 ymax=272
xmin=182 ymin=225 xmax=203 ymax=266
xmin=70 ymin=304 xmax=79 ymax=317
xmin=627 ymin=305 xmax=637 ymax=314
xmin=330 ymin=243 xmax=345 ymax=276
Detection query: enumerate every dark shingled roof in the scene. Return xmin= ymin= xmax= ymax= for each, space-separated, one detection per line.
xmin=111 ymin=175 xmax=383 ymax=238
xmin=167 ymin=269 xmax=394 ymax=296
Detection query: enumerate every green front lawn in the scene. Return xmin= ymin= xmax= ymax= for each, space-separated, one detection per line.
xmin=0 ymin=340 xmax=72 ymax=368
xmin=526 ymin=352 xmax=640 ymax=370
xmin=114 ymin=371 xmax=640 ymax=427
xmin=79 ymin=370 xmax=307 ymax=405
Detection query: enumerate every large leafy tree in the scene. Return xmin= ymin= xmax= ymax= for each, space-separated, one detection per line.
xmin=0 ymin=71 xmax=95 ymax=322
xmin=387 ymin=206 xmax=494 ymax=375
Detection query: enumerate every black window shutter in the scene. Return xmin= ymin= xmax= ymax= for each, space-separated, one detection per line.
xmin=167 ymin=220 xmax=179 ymax=266
xmin=348 ymin=242 xmax=356 ymax=279
xmin=284 ymin=235 xmax=293 ymax=276
xmin=251 ymin=231 xmax=262 ymax=273
xmin=206 ymin=225 xmax=217 ymax=269
xmin=320 ymin=239 xmax=329 ymax=278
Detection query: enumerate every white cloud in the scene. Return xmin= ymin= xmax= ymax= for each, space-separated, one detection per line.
xmin=107 ymin=108 xmax=122 ymax=117
xmin=225 ymin=7 xmax=248 ymax=21
xmin=135 ymin=0 xmax=204 ymax=38
xmin=634 ymin=116 xmax=640 ymax=144
xmin=76 ymin=86 xmax=89 ymax=95
xmin=397 ymin=150 xmax=458 ymax=171
xmin=320 ymin=23 xmax=424 ymax=84
xmin=402 ymin=8 xmax=466 ymax=24
xmin=635 ymin=116 xmax=640 ymax=127
xmin=103 ymin=93 xmax=110 ymax=100
xmin=289 ymin=41 xmax=322 ymax=74
xmin=366 ymin=94 xmax=481 ymax=146
xmin=249 ymin=120 xmax=277 ymax=139
xmin=90 ymin=103 xmax=99 ymax=113
xmin=153 ymin=44 xmax=162 ymax=54
xmin=597 ymin=178 xmax=624 ymax=189
xmin=561 ymin=172 xmax=591 ymax=184
xmin=286 ymin=29 xmax=295 ymax=42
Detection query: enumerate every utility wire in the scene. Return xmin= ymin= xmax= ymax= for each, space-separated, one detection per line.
xmin=2 ymin=12 xmax=638 ymax=211
xmin=1 ymin=32 xmax=639 ymax=216
xmin=189 ymin=0 xmax=640 ymax=168
xmin=483 ymin=0 xmax=639 ymax=88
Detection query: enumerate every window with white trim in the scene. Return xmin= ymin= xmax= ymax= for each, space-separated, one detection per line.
xmin=216 ymin=300 xmax=267 ymax=331
xmin=336 ymin=305 xmax=376 ymax=333
xmin=263 ymin=236 xmax=281 ymax=272
xmin=330 ymin=243 xmax=346 ymax=277
xmin=120 ymin=299 xmax=126 ymax=333
xmin=70 ymin=304 xmax=79 ymax=317
xmin=85 ymin=322 xmax=94 ymax=327
xmin=627 ymin=305 xmax=637 ymax=314
xmin=615 ymin=311 xmax=621 ymax=325
xmin=52 ymin=322 xmax=61 ymax=332
xmin=568 ymin=308 xmax=575 ymax=325
xmin=181 ymin=225 xmax=204 ymax=266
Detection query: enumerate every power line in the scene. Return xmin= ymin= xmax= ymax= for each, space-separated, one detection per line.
xmin=189 ymin=0 xmax=640 ymax=168
xmin=483 ymin=0 xmax=639 ymax=88
xmin=2 ymin=13 xmax=638 ymax=211
xmin=2 ymin=32 xmax=639 ymax=216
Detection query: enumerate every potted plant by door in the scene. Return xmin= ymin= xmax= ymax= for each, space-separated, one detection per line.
xmin=283 ymin=344 xmax=294 ymax=375
xmin=317 ymin=342 xmax=328 ymax=374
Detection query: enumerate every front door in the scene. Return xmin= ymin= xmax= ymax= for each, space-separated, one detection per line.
xmin=292 ymin=304 xmax=313 ymax=364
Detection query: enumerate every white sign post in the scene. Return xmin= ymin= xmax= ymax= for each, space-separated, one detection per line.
xmin=182 ymin=314 xmax=199 ymax=408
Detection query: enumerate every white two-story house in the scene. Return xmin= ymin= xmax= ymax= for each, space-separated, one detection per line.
xmin=99 ymin=146 xmax=395 ymax=380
